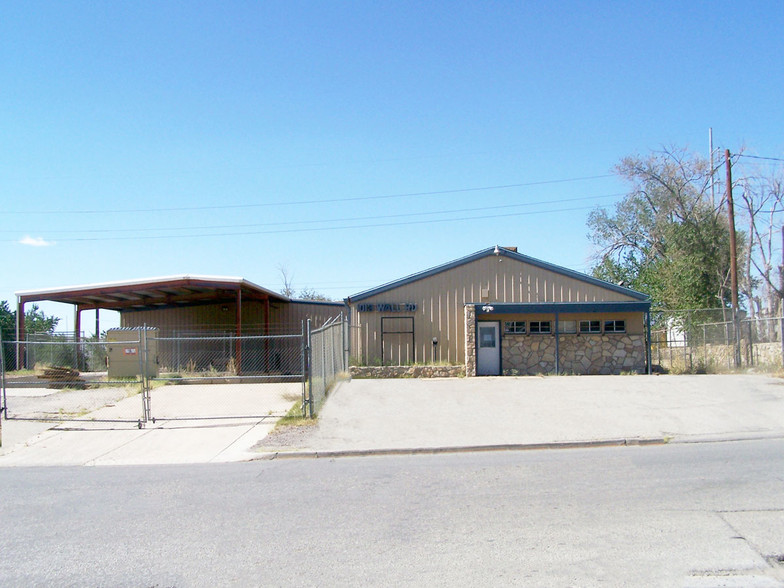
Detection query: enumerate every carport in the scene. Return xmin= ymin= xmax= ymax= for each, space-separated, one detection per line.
xmin=14 ymin=275 xmax=288 ymax=370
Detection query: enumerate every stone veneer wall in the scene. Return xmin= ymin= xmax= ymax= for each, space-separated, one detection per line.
xmin=350 ymin=365 xmax=465 ymax=378
xmin=465 ymin=305 xmax=477 ymax=377
xmin=502 ymin=334 xmax=646 ymax=375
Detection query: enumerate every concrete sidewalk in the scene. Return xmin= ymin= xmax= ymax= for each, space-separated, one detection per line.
xmin=3 ymin=374 xmax=784 ymax=465
xmin=259 ymin=374 xmax=784 ymax=457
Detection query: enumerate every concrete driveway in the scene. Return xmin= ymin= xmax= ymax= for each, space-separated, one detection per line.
xmin=297 ymin=374 xmax=784 ymax=453
xmin=5 ymin=374 xmax=784 ymax=464
xmin=0 ymin=382 xmax=300 ymax=466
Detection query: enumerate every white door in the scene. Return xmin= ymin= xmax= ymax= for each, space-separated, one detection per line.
xmin=477 ymin=322 xmax=501 ymax=375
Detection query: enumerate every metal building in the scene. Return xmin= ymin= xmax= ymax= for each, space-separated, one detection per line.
xmin=14 ymin=275 xmax=343 ymax=371
xmin=345 ymin=246 xmax=651 ymax=376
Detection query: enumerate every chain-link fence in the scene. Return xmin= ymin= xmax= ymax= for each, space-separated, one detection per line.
xmin=1 ymin=334 xmax=146 ymax=425
xmin=2 ymin=317 xmax=350 ymax=425
xmin=148 ymin=331 xmax=306 ymax=421
xmin=651 ymin=309 xmax=784 ymax=372
xmin=305 ymin=314 xmax=349 ymax=418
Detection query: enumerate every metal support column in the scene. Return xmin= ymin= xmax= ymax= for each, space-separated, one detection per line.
xmin=554 ymin=311 xmax=560 ymax=375
xmin=235 ymin=289 xmax=242 ymax=376
xmin=646 ymin=310 xmax=652 ymax=375
xmin=16 ymin=298 xmax=25 ymax=370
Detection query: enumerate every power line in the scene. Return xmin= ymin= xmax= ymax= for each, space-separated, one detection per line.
xmin=2 ymin=173 xmax=614 ymax=215
xmin=2 ymin=192 xmax=623 ymax=236
xmin=6 ymin=203 xmax=608 ymax=244
xmin=737 ymin=154 xmax=784 ymax=163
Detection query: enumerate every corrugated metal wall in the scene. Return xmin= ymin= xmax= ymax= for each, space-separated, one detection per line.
xmin=349 ymin=255 xmax=640 ymax=366
xmin=121 ymin=300 xmax=344 ymax=336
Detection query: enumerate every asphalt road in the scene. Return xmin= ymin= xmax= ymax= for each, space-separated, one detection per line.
xmin=1 ymin=440 xmax=783 ymax=587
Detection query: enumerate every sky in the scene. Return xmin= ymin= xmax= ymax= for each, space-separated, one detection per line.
xmin=2 ymin=1 xmax=783 ymax=334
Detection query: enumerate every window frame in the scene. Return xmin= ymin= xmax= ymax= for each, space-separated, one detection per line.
xmin=504 ymin=321 xmax=526 ymax=334
xmin=529 ymin=320 xmax=552 ymax=334
xmin=603 ymin=319 xmax=626 ymax=333
xmin=579 ymin=319 xmax=602 ymax=334
xmin=558 ymin=320 xmax=577 ymax=334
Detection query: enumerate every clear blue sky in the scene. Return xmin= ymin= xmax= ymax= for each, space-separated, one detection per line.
xmin=2 ymin=1 xmax=783 ymax=333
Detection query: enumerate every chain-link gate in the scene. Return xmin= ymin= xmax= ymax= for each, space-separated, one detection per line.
xmin=145 ymin=330 xmax=307 ymax=422
xmin=304 ymin=314 xmax=349 ymax=418
xmin=2 ymin=317 xmax=349 ymax=426
xmin=1 ymin=333 xmax=147 ymax=427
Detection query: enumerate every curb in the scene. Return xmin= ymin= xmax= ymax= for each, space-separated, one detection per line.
xmin=252 ymin=436 xmax=669 ymax=460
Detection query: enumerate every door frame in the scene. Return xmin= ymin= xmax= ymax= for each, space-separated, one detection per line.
xmin=476 ymin=320 xmax=501 ymax=376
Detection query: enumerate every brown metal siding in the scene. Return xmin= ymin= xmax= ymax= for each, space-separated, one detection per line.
xmin=122 ymin=301 xmax=343 ymax=336
xmin=350 ymin=255 xmax=641 ymax=365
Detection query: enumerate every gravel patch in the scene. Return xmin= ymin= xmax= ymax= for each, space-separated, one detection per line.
xmin=253 ymin=423 xmax=318 ymax=451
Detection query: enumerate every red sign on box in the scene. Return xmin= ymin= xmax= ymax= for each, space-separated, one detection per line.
xmin=124 ymin=348 xmax=138 ymax=355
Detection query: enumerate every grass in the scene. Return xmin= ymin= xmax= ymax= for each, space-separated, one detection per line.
xmin=5 ymin=368 xmax=37 ymax=376
xmin=274 ymin=400 xmax=318 ymax=428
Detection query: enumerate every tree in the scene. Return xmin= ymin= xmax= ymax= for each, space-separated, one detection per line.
xmin=0 ymin=301 xmax=15 ymax=343
xmin=736 ymin=166 xmax=784 ymax=316
xmin=277 ymin=264 xmax=332 ymax=301
xmin=588 ymin=147 xmax=738 ymax=310
xmin=298 ymin=288 xmax=333 ymax=302
xmin=1 ymin=301 xmax=60 ymax=371
xmin=277 ymin=265 xmax=296 ymax=298
xmin=24 ymin=304 xmax=60 ymax=334
xmin=0 ymin=301 xmax=60 ymax=340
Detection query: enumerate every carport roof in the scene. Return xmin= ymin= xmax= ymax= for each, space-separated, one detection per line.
xmin=15 ymin=275 xmax=289 ymax=311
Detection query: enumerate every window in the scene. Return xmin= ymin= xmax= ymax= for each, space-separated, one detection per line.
xmin=529 ymin=321 xmax=551 ymax=334
xmin=580 ymin=320 xmax=601 ymax=334
xmin=604 ymin=320 xmax=626 ymax=333
xmin=559 ymin=320 xmax=577 ymax=334
xmin=479 ymin=326 xmax=497 ymax=348
xmin=504 ymin=321 xmax=526 ymax=334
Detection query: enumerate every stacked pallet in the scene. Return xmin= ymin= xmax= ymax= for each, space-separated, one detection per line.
xmin=37 ymin=367 xmax=87 ymax=389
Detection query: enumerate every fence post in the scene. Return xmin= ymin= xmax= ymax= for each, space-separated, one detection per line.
xmin=300 ymin=321 xmax=307 ymax=418
xmin=1 ymin=332 xmax=7 ymax=421
xmin=702 ymin=325 xmax=707 ymax=369
xmin=140 ymin=326 xmax=150 ymax=425
xmin=780 ymin=316 xmax=784 ymax=369
xmin=342 ymin=312 xmax=348 ymax=372
xmin=306 ymin=319 xmax=313 ymax=419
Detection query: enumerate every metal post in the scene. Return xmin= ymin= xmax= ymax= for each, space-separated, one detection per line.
xmin=140 ymin=326 xmax=150 ymax=425
xmin=554 ymin=311 xmax=560 ymax=375
xmin=703 ymin=325 xmax=707 ymax=370
xmin=646 ymin=310 xmax=652 ymax=375
xmin=1 ymin=331 xmax=7 ymax=419
xmin=306 ymin=319 xmax=313 ymax=418
xmin=780 ymin=316 xmax=784 ymax=369
xmin=300 ymin=321 xmax=307 ymax=417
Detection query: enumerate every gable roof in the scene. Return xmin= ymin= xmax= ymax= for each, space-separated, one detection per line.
xmin=346 ymin=246 xmax=649 ymax=303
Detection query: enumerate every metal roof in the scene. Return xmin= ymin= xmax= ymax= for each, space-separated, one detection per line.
xmin=346 ymin=246 xmax=650 ymax=303
xmin=15 ymin=275 xmax=289 ymax=311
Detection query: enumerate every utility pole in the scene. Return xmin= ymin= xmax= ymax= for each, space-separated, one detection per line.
xmin=709 ymin=128 xmax=715 ymax=209
xmin=725 ymin=149 xmax=741 ymax=367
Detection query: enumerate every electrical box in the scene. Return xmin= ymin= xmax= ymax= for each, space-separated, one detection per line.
xmin=106 ymin=327 xmax=159 ymax=379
